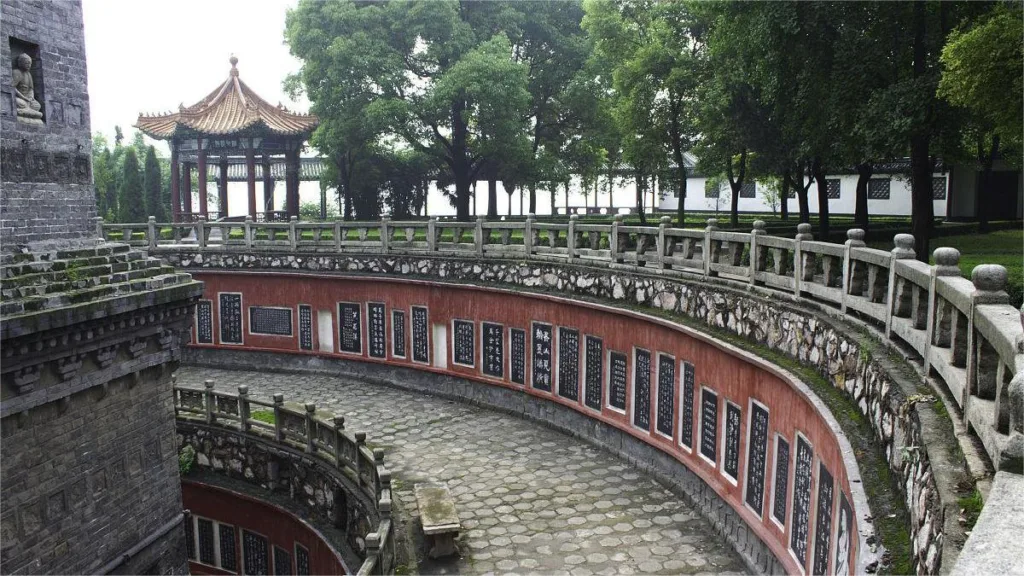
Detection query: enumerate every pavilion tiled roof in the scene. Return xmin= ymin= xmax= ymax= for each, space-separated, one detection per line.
xmin=135 ymin=56 xmax=318 ymax=139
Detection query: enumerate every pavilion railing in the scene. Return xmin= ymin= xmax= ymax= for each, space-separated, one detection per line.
xmin=103 ymin=214 xmax=1023 ymax=472
xmin=174 ymin=381 xmax=395 ymax=575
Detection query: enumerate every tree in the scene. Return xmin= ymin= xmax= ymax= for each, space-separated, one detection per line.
xmin=143 ymin=146 xmax=165 ymax=221
xmin=92 ymin=133 xmax=116 ymax=219
xmin=117 ymin=148 xmax=145 ymax=223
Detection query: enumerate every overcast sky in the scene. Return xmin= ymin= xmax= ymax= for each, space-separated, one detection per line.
xmin=82 ymin=0 xmax=308 ymax=154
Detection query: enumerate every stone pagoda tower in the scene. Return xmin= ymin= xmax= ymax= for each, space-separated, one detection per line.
xmin=1 ymin=1 xmax=203 ymax=573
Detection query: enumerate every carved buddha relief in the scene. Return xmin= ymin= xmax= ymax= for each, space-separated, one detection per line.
xmin=12 ymin=52 xmax=43 ymax=125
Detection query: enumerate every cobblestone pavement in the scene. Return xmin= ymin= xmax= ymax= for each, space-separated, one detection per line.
xmin=176 ymin=367 xmax=748 ymax=575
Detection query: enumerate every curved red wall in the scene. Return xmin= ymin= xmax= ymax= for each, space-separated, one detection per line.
xmin=189 ymin=271 xmax=862 ymax=575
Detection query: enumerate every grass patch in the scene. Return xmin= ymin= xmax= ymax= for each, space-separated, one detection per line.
xmin=957 ymin=488 xmax=984 ymax=532
xmin=251 ymin=409 xmax=275 ymax=425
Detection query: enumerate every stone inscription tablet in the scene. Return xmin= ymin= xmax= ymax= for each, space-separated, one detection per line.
xmin=680 ymin=362 xmax=695 ymax=449
xmin=510 ymin=328 xmax=526 ymax=385
xmin=392 ymin=309 xmax=406 ymax=358
xmin=299 ymin=305 xmax=313 ymax=350
xmin=249 ymin=306 xmax=293 ymax=336
xmin=813 ymin=462 xmax=835 ymax=576
xmin=656 ymin=354 xmax=675 ymax=437
xmin=197 ymin=300 xmax=213 ymax=344
xmin=219 ymin=293 xmax=243 ymax=344
xmin=368 ymin=303 xmax=386 ymax=358
xmin=339 ymin=303 xmax=362 ymax=354
xmin=700 ymin=388 xmax=718 ymax=463
xmin=532 ymin=323 xmax=552 ymax=391
xmin=745 ymin=402 xmax=770 ymax=515
xmin=772 ymin=436 xmax=791 ymax=526
xmin=724 ymin=402 xmax=742 ymax=480
xmin=790 ymin=435 xmax=814 ymax=566
xmin=609 ymin=352 xmax=628 ymax=411
xmin=453 ymin=320 xmax=475 ymax=366
xmin=584 ymin=336 xmax=603 ymax=410
xmin=633 ymin=349 xmax=651 ymax=430
xmin=482 ymin=322 xmax=504 ymax=378
xmin=834 ymin=491 xmax=852 ymax=575
xmin=412 ymin=306 xmax=429 ymax=363
xmin=558 ymin=328 xmax=580 ymax=401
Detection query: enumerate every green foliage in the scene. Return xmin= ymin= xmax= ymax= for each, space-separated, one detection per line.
xmin=299 ymin=200 xmax=339 ymax=221
xmin=117 ymin=148 xmax=145 ymax=223
xmin=958 ymin=488 xmax=984 ymax=531
xmin=143 ymin=146 xmax=165 ymax=221
xmin=178 ymin=445 xmax=196 ymax=476
xmin=251 ymin=409 xmax=276 ymax=425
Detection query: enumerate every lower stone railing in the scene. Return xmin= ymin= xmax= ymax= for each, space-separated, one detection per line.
xmin=173 ymin=381 xmax=396 ymax=575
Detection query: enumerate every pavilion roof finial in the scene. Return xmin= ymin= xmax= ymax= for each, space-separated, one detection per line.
xmin=229 ymin=54 xmax=239 ymax=76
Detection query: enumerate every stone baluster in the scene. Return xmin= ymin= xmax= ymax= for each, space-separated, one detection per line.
xmin=657 ymin=216 xmax=672 ymax=270
xmin=333 ymin=416 xmax=345 ymax=468
xmin=885 ymin=234 xmax=916 ymax=335
xmin=373 ymin=448 xmax=385 ymax=496
xmin=273 ymin=393 xmax=285 ymax=441
xmin=523 ymin=214 xmax=535 ymax=256
xmin=243 ymin=216 xmax=253 ymax=249
xmin=333 ymin=217 xmax=343 ymax=251
xmin=704 ymin=218 xmax=719 ymax=277
xmin=147 ymin=216 xmax=157 ymax=249
xmin=749 ymin=220 xmax=766 ymax=284
xmin=365 ymin=532 xmax=381 ymax=563
xmin=238 ymin=385 xmax=251 ymax=432
xmin=794 ymin=223 xmax=814 ymax=296
xmin=289 ymin=216 xmax=298 ymax=250
xmin=94 ymin=216 xmax=105 ymax=241
xmin=475 ymin=217 xmax=485 ymax=256
xmin=968 ymin=265 xmax=1009 ymax=401
xmin=427 ymin=217 xmax=438 ymax=252
xmin=196 ymin=219 xmax=207 ymax=249
xmin=611 ymin=214 xmax=624 ymax=264
xmin=380 ymin=216 xmax=391 ymax=252
xmin=355 ymin=432 xmax=367 ymax=484
xmin=568 ymin=214 xmax=579 ymax=259
xmin=931 ymin=248 xmax=961 ymax=350
xmin=304 ymin=402 xmax=317 ymax=453
xmin=843 ymin=228 xmax=867 ymax=311
xmin=204 ymin=379 xmax=215 ymax=424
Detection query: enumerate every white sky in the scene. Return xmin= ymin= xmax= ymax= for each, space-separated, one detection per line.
xmin=82 ymin=0 xmax=307 ymax=154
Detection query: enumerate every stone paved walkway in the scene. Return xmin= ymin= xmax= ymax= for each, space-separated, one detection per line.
xmin=176 ymin=367 xmax=748 ymax=575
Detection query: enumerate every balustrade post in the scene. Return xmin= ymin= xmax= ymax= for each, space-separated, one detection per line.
xmin=704 ymin=218 xmax=719 ymax=277
xmin=355 ymin=432 xmax=367 ymax=485
xmin=793 ymin=223 xmax=813 ymax=296
xmin=841 ymin=229 xmax=866 ymax=313
xmin=657 ymin=216 xmax=670 ymax=269
xmin=749 ymin=220 xmax=766 ymax=284
xmin=197 ymin=219 xmax=207 ymax=249
xmin=273 ymin=393 xmax=285 ymax=441
xmin=238 ymin=385 xmax=250 ymax=432
xmin=885 ymin=234 xmax=916 ymax=337
xmin=94 ymin=216 xmax=105 ymax=241
xmin=380 ymin=216 xmax=390 ymax=252
xmin=289 ymin=216 xmax=298 ymax=250
xmin=204 ymin=380 xmax=215 ymax=424
xmin=523 ymin=214 xmax=535 ymax=257
xmin=304 ymin=402 xmax=317 ymax=453
xmin=373 ymin=448 xmax=385 ymax=496
xmin=475 ymin=217 xmax=485 ymax=256
xmin=365 ymin=533 xmax=381 ymax=563
xmin=967 ymin=265 xmax=1010 ymax=404
xmin=244 ymin=216 xmax=253 ymax=249
xmin=147 ymin=216 xmax=157 ymax=249
xmin=924 ymin=248 xmax=961 ymax=380
xmin=426 ymin=217 xmax=437 ymax=252
xmin=333 ymin=416 xmax=345 ymax=469
xmin=568 ymin=214 xmax=579 ymax=259
xmin=610 ymin=214 xmax=624 ymax=264
xmin=334 ymin=217 xmax=343 ymax=251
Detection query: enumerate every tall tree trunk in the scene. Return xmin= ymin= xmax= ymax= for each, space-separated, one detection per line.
xmin=528 ymin=184 xmax=537 ymax=215
xmin=780 ymin=168 xmax=791 ymax=221
xmin=565 ymin=182 xmax=570 ymax=217
xmin=635 ymin=171 xmax=646 ymax=225
xmin=977 ymin=135 xmax=999 ymax=233
xmin=855 ymin=163 xmax=872 ymax=232
xmin=549 ymin=183 xmax=556 ymax=216
xmin=507 ymin=186 xmax=514 ymax=217
xmin=812 ymin=157 xmax=829 ymax=240
xmin=796 ymin=163 xmax=811 ymax=224
xmin=451 ymin=97 xmax=472 ymax=221
xmin=909 ymin=0 xmax=932 ymax=261
xmin=675 ymin=166 xmax=687 ymax=227
xmin=487 ymin=177 xmax=498 ymax=218
xmin=726 ymin=150 xmax=747 ymax=227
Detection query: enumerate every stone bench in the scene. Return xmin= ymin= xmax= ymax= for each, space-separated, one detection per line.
xmin=415 ymin=482 xmax=461 ymax=558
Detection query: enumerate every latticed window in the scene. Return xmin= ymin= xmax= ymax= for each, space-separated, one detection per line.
xmin=274 ymin=546 xmax=292 ymax=575
xmin=826 ymin=179 xmax=841 ymax=199
xmin=295 ymin=545 xmax=310 ymax=576
xmin=220 ymin=525 xmax=238 ymax=573
xmin=932 ymin=177 xmax=947 ymax=200
xmin=739 ymin=182 xmax=756 ymax=198
xmin=705 ymin=180 xmax=720 ymax=198
xmin=243 ymin=531 xmax=269 ymax=575
xmin=868 ymin=178 xmax=890 ymax=200
xmin=197 ymin=519 xmax=216 ymax=565
xmin=184 ymin=519 xmax=196 ymax=561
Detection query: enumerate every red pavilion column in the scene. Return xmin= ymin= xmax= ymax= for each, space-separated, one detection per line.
xmin=246 ymin=146 xmax=257 ymax=220
xmin=182 ymin=162 xmax=193 ymax=216
xmin=170 ymin=145 xmax=180 ymax=222
xmin=218 ymin=155 xmax=229 ymax=218
xmin=285 ymin=148 xmax=299 ymax=218
xmin=197 ymin=140 xmax=208 ymax=219
xmin=262 ymin=153 xmax=274 ymax=215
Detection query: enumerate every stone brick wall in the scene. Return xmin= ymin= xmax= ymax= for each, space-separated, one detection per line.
xmin=0 ymin=364 xmax=186 ymax=574
xmin=1 ymin=0 xmax=94 ymax=248
xmin=165 ymin=249 xmax=965 ymax=574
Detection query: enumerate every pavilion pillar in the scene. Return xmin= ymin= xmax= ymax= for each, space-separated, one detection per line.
xmin=218 ymin=156 xmax=229 ymax=218
xmin=263 ymin=154 xmax=274 ymax=215
xmin=170 ymin=146 xmax=180 ymax=222
xmin=285 ymin=149 xmax=299 ymax=218
xmin=182 ymin=162 xmax=193 ymax=217
xmin=246 ymin=147 xmax=257 ymax=220
xmin=197 ymin=142 xmax=208 ymax=219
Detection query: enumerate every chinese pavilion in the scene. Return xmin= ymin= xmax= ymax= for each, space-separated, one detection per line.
xmin=136 ymin=56 xmax=319 ymax=221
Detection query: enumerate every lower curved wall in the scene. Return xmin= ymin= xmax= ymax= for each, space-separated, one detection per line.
xmin=182 ymin=481 xmax=346 ymax=575
xmin=185 ymin=271 xmax=875 ymax=575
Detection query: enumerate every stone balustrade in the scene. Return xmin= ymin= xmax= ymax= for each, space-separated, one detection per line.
xmin=102 ymin=215 xmax=1024 ymax=477
xmin=173 ymin=381 xmax=396 ymax=575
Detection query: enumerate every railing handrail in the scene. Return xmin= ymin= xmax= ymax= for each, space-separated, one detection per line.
xmin=112 ymin=214 xmax=1022 ymax=475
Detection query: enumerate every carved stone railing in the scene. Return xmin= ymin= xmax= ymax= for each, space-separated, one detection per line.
xmin=104 ymin=214 xmax=1024 ymax=476
xmin=173 ymin=381 xmax=396 ymax=575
